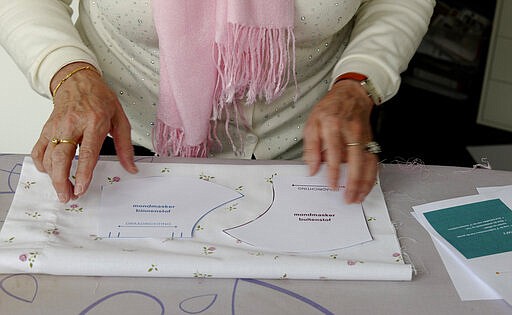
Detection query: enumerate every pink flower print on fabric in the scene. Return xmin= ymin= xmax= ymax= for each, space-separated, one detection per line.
xmin=65 ymin=203 xmax=84 ymax=213
xmin=107 ymin=176 xmax=121 ymax=184
xmin=46 ymin=227 xmax=60 ymax=235
xmin=393 ymin=252 xmax=403 ymax=262
xmin=19 ymin=252 xmax=38 ymax=268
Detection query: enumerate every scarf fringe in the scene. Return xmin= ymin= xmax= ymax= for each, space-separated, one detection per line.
xmin=153 ymin=119 xmax=209 ymax=157
xmin=212 ymin=23 xmax=296 ymax=120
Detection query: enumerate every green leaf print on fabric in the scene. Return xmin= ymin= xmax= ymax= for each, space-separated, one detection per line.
xmin=19 ymin=252 xmax=38 ymax=268
xmin=65 ymin=203 xmax=84 ymax=213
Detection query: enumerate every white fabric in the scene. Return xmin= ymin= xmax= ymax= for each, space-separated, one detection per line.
xmin=0 ymin=157 xmax=411 ymax=280
xmin=0 ymin=0 xmax=435 ymax=155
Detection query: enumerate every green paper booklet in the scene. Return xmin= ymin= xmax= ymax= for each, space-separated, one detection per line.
xmin=424 ymin=199 xmax=512 ymax=259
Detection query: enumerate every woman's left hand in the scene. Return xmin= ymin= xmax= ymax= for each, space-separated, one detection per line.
xmin=303 ymin=79 xmax=379 ymax=204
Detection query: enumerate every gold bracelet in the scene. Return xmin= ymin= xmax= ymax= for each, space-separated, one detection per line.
xmin=52 ymin=65 xmax=99 ymax=98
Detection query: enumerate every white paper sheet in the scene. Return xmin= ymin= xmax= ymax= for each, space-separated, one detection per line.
xmin=413 ymin=194 xmax=512 ymax=305
xmin=0 ymin=157 xmax=412 ymax=280
xmin=431 ymin=233 xmax=502 ymax=300
xmin=100 ymin=176 xmax=243 ymax=238
xmin=411 ymin=212 xmax=501 ymax=301
xmin=477 ymin=185 xmax=512 ymax=204
xmin=224 ymin=175 xmax=372 ymax=252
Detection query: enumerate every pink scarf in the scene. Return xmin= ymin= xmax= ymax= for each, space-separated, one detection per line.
xmin=152 ymin=0 xmax=295 ymax=157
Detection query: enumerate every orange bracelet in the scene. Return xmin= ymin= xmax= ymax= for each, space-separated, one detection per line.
xmin=333 ymin=72 xmax=368 ymax=85
xmin=333 ymin=72 xmax=382 ymax=105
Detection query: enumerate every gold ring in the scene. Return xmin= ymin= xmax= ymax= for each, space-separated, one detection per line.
xmin=346 ymin=141 xmax=382 ymax=154
xmin=51 ymin=137 xmax=78 ymax=147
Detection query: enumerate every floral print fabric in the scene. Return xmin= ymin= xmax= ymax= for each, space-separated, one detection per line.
xmin=0 ymin=157 xmax=411 ymax=280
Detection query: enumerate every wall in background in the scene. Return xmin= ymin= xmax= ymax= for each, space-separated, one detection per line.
xmin=0 ymin=1 xmax=78 ymax=154
xmin=478 ymin=0 xmax=512 ymax=132
xmin=0 ymin=50 xmax=53 ymax=154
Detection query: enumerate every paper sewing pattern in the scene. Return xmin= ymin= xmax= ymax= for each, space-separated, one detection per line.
xmin=0 ymin=157 xmax=411 ymax=280
xmin=100 ymin=176 xmax=243 ymax=238
xmin=224 ymin=175 xmax=372 ymax=252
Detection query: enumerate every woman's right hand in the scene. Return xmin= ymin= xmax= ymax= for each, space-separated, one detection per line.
xmin=31 ymin=62 xmax=138 ymax=203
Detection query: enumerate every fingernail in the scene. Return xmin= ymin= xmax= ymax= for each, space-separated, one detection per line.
xmin=127 ymin=163 xmax=138 ymax=174
xmin=74 ymin=184 xmax=83 ymax=196
xmin=58 ymin=193 xmax=67 ymax=203
xmin=345 ymin=191 xmax=356 ymax=204
xmin=357 ymin=193 xmax=366 ymax=203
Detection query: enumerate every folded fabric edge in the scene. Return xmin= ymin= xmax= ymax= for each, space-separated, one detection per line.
xmin=0 ymin=247 xmax=412 ymax=281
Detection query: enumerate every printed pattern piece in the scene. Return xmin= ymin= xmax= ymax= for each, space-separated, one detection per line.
xmin=100 ymin=176 xmax=243 ymax=238
xmin=224 ymin=175 xmax=373 ymax=252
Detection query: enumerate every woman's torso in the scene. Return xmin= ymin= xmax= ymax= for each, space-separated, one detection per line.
xmin=77 ymin=0 xmax=361 ymax=159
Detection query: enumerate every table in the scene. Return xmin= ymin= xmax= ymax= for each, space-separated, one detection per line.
xmin=1 ymin=154 xmax=511 ymax=314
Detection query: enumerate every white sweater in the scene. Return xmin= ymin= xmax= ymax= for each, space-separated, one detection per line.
xmin=0 ymin=0 xmax=435 ymax=159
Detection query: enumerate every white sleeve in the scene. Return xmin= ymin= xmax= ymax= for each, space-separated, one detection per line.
xmin=0 ymin=0 xmax=99 ymax=98
xmin=331 ymin=0 xmax=436 ymax=104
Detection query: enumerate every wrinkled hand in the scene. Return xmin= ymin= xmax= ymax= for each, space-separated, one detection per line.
xmin=303 ymin=79 xmax=379 ymax=204
xmin=31 ymin=62 xmax=138 ymax=203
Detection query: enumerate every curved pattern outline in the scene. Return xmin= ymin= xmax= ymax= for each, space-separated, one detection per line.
xmin=179 ymin=293 xmax=218 ymax=314
xmin=79 ymin=290 xmax=165 ymax=315
xmin=232 ymin=278 xmax=334 ymax=315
